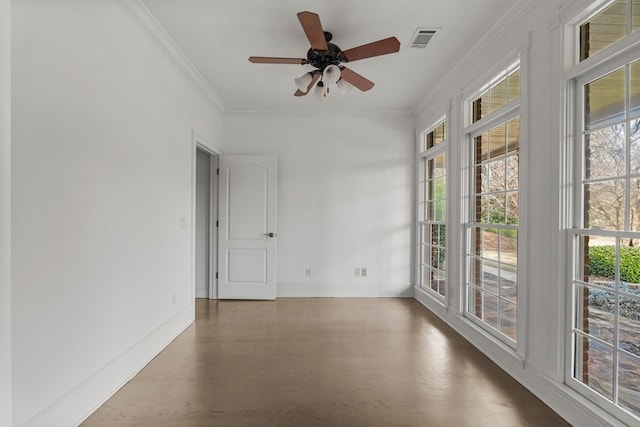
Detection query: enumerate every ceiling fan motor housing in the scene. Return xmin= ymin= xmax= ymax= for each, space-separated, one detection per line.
xmin=306 ymin=42 xmax=347 ymax=71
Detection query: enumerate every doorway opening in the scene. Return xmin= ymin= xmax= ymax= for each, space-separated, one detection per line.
xmin=195 ymin=145 xmax=219 ymax=299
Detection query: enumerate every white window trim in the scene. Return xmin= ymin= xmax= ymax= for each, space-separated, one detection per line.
xmin=416 ymin=115 xmax=449 ymax=306
xmin=459 ymin=37 xmax=531 ymax=360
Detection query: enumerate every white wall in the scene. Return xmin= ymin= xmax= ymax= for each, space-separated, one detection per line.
xmin=413 ymin=0 xmax=625 ymax=426
xmin=12 ymin=1 xmax=222 ymax=425
xmin=223 ymin=112 xmax=415 ymax=297
xmin=0 ymin=0 xmax=11 ymax=425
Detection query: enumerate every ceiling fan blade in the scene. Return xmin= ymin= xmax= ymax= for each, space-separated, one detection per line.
xmin=342 ymin=37 xmax=401 ymax=62
xmin=249 ymin=56 xmax=306 ymax=64
xmin=294 ymin=73 xmax=320 ymax=96
xmin=297 ymin=11 xmax=328 ymax=51
xmin=339 ymin=67 xmax=375 ymax=92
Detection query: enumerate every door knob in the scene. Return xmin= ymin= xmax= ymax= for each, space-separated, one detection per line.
xmin=264 ymin=232 xmax=277 ymax=238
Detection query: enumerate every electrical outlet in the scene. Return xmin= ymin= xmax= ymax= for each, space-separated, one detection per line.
xmin=361 ymin=268 xmax=367 ymax=277
xmin=355 ymin=268 xmax=361 ymax=277
xmin=305 ymin=267 xmax=312 ymax=277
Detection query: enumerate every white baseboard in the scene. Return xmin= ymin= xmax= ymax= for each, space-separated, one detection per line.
xmin=413 ymin=287 xmax=626 ymax=427
xmin=277 ymin=282 xmax=413 ymax=298
xmin=195 ymin=287 xmax=208 ymax=299
xmin=21 ymin=304 xmax=194 ymax=427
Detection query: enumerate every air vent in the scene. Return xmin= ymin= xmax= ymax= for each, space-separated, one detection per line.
xmin=409 ymin=28 xmax=437 ymax=48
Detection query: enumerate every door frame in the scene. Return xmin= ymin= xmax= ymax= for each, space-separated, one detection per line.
xmin=191 ymin=131 xmax=221 ymax=302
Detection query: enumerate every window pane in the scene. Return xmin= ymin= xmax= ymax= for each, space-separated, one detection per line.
xmin=470 ymin=228 xmax=482 ymax=258
xmin=619 ymin=352 xmax=640 ymax=416
xmin=584 ymin=180 xmax=625 ymax=230
xmin=500 ymin=268 xmax=518 ymax=304
xmin=507 ymin=69 xmax=521 ymax=103
xmin=575 ymin=284 xmax=615 ymax=344
xmin=437 ymin=224 xmax=446 ymax=245
xmin=634 ymin=0 xmax=640 ymax=32
xmin=499 ymin=298 xmax=517 ymax=341
xmin=631 ymin=60 xmax=640 ymax=117
xmin=506 ymin=155 xmax=519 ymax=190
xmin=474 ymin=133 xmax=489 ymax=163
xmin=507 ymin=192 xmax=519 ymax=225
xmin=583 ymin=234 xmax=617 ymax=285
xmin=478 ymin=195 xmax=488 ymax=222
xmin=489 ymin=194 xmax=506 ymax=224
xmin=476 ymin=165 xmax=488 ymax=194
xmin=468 ymin=256 xmax=481 ymax=287
xmin=483 ymin=293 xmax=499 ymax=329
xmin=507 ymin=117 xmax=520 ymax=152
xmin=483 ymin=260 xmax=499 ymax=295
xmin=631 ymin=178 xmax=640 ymax=232
xmin=580 ymin=0 xmax=628 ymax=61
xmin=434 ymin=153 xmax=446 ymax=177
xmin=574 ymin=334 xmax=614 ymax=400
xmin=585 ymin=125 xmax=626 ymax=179
xmin=434 ymin=269 xmax=446 ymax=296
xmin=632 ymin=120 xmax=640 ymax=174
xmin=489 ymin=159 xmax=506 ymax=192
xmin=434 ymin=178 xmax=446 ymax=221
xmin=472 ymin=92 xmax=489 ymax=123
xmin=434 ymin=122 xmax=445 ymax=145
xmin=490 ymin=123 xmax=507 ymax=159
xmin=439 ymin=152 xmax=447 ymax=175
xmin=483 ymin=229 xmax=499 ymax=261
xmin=621 ymin=247 xmax=640 ymax=287
xmin=491 ymin=78 xmax=508 ymax=113
xmin=500 ymin=229 xmax=518 ymax=265
xmin=427 ymin=132 xmax=434 ymax=150
xmin=618 ymin=295 xmax=640 ymax=357
xmin=585 ymin=67 xmax=626 ymax=130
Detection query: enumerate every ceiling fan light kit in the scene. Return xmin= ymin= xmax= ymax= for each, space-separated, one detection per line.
xmin=294 ymin=72 xmax=314 ymax=92
xmin=248 ymin=11 xmax=400 ymax=99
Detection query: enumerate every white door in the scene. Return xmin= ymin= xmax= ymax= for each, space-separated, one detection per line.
xmin=218 ymin=155 xmax=277 ymax=299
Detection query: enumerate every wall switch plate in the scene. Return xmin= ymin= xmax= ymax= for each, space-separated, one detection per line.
xmin=355 ymin=268 xmax=360 ymax=277
xmin=361 ymin=268 xmax=367 ymax=277
xmin=305 ymin=267 xmax=311 ymax=277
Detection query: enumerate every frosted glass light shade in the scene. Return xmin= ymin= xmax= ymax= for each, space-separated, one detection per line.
xmin=323 ymin=65 xmax=341 ymax=85
xmin=294 ymin=72 xmax=313 ymax=92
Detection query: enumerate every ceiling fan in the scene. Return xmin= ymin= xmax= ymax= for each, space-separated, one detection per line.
xmin=248 ymin=11 xmax=400 ymax=98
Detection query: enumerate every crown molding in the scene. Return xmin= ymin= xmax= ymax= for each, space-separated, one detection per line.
xmin=223 ymin=107 xmax=415 ymax=119
xmin=114 ymin=0 xmax=226 ymax=111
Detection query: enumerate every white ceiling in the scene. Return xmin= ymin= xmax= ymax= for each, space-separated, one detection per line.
xmin=140 ymin=0 xmax=517 ymax=114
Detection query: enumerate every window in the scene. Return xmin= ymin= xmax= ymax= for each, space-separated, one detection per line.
xmin=418 ymin=120 xmax=447 ymax=300
xmin=464 ymin=61 xmax=520 ymax=345
xmin=570 ymin=48 xmax=640 ymax=424
xmin=567 ymin=2 xmax=640 ymax=422
xmin=579 ymin=0 xmax=640 ymax=61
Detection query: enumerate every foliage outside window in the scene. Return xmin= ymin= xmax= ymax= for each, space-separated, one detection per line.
xmin=418 ymin=120 xmax=447 ymax=299
xmin=465 ymin=62 xmax=520 ymax=345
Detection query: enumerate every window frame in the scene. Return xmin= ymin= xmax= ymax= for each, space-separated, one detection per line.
xmin=462 ymin=54 xmax=528 ymax=356
xmin=417 ymin=117 xmax=449 ymax=304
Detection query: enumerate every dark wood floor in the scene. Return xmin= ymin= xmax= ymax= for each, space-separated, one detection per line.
xmin=82 ymin=298 xmax=569 ymax=426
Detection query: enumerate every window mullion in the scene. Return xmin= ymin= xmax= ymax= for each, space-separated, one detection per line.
xmin=626 ymin=64 xmax=632 ymax=232
xmin=612 ymin=237 xmax=620 ymax=405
